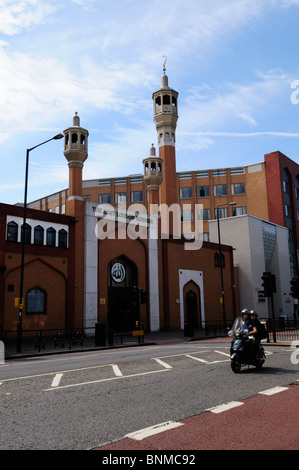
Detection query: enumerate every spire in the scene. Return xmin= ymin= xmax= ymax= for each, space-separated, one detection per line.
xmin=162 ymin=55 xmax=168 ymax=88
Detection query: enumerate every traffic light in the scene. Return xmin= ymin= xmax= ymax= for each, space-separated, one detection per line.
xmin=261 ymin=272 xmax=276 ymax=297
xmin=140 ymin=289 xmax=147 ymax=304
xmin=290 ymin=276 xmax=299 ymax=298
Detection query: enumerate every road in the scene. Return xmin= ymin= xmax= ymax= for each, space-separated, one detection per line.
xmin=0 ymin=339 xmax=298 ymax=450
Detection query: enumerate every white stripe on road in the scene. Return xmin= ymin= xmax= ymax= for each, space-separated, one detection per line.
xmin=214 ymin=350 xmax=231 ymax=357
xmin=51 ymin=373 xmax=63 ymax=387
xmin=207 ymin=401 xmax=244 ymax=413
xmin=125 ymin=421 xmax=184 ymax=441
xmin=259 ymin=386 xmax=289 ymax=396
xmin=185 ymin=354 xmax=209 ymax=363
xmin=153 ymin=358 xmax=172 ymax=369
xmin=43 ymin=369 xmax=170 ymax=391
xmin=112 ymin=365 xmax=123 ymax=377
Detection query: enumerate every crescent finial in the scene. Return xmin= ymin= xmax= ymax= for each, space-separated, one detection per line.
xmin=162 ymin=55 xmax=167 ymax=74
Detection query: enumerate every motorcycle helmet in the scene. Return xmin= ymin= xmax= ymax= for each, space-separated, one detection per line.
xmin=241 ymin=308 xmax=249 ymax=316
xmin=250 ymin=309 xmax=258 ymax=317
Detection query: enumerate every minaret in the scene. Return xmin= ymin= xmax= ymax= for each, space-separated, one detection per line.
xmin=63 ymin=113 xmax=89 ymax=329
xmin=152 ymin=58 xmax=178 ymax=207
xmin=143 ymin=144 xmax=163 ymax=206
xmin=63 ymin=112 xmax=89 ymax=198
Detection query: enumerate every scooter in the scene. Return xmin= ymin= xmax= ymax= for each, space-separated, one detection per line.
xmin=228 ymin=317 xmax=265 ymax=373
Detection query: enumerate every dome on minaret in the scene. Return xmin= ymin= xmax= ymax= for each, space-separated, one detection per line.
xmin=73 ymin=112 xmax=80 ymax=126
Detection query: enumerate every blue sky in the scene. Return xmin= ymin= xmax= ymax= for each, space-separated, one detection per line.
xmin=1 ymin=0 xmax=299 ymax=205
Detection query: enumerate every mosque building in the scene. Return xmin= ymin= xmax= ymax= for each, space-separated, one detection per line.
xmin=1 ymin=66 xmax=297 ymax=335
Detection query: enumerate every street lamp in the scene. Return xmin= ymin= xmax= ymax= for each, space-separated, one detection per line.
xmin=216 ymin=201 xmax=236 ymax=331
xmin=17 ymin=133 xmax=64 ymax=353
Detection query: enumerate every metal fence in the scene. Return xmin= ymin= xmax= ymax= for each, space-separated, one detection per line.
xmin=187 ymin=318 xmax=299 ymax=342
xmin=0 ymin=325 xmax=144 ymax=356
xmin=265 ymin=318 xmax=299 ymax=342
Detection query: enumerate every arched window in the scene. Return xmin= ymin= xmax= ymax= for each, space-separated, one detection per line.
xmin=58 ymin=229 xmax=68 ymax=248
xmin=214 ymin=252 xmax=225 ymax=267
xmin=71 ymin=133 xmax=78 ymax=144
xmin=21 ymin=223 xmax=31 ymax=244
xmin=34 ymin=225 xmax=44 ymax=245
xmin=163 ymin=94 xmax=170 ymax=105
xmin=7 ymin=221 xmax=18 ymax=242
xmin=46 ymin=227 xmax=56 ymax=246
xmin=26 ymin=287 xmax=45 ymax=313
xmin=65 ymin=134 xmax=69 ymax=145
xmin=80 ymin=134 xmax=85 ymax=145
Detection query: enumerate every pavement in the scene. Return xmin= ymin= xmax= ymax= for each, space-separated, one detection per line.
xmin=3 ymin=328 xmax=294 ymax=361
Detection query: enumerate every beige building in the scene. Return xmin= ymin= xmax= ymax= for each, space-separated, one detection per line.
xmin=209 ymin=214 xmax=293 ymax=319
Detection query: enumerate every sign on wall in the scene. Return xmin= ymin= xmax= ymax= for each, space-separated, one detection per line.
xmin=111 ymin=262 xmax=126 ymax=283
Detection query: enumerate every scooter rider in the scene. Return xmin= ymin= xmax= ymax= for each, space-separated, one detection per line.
xmin=241 ymin=309 xmax=250 ymax=330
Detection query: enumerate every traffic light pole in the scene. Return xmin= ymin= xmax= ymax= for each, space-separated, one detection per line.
xmin=270 ymin=292 xmax=276 ymax=343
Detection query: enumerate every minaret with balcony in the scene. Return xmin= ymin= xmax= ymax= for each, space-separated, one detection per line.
xmin=143 ymin=144 xmax=163 ymax=206
xmin=152 ymin=61 xmax=178 ymax=207
xmin=64 ymin=112 xmax=89 ymax=199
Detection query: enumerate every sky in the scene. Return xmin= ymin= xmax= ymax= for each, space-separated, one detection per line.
xmin=1 ymin=0 xmax=299 ymax=205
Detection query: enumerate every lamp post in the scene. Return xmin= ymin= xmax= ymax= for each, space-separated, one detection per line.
xmin=216 ymin=201 xmax=236 ymax=331
xmin=17 ymin=133 xmax=64 ymax=353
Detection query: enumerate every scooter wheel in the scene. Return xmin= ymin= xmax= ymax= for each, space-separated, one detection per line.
xmin=231 ymin=360 xmax=241 ymax=373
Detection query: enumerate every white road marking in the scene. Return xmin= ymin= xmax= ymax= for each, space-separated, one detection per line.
xmin=43 ymin=368 xmax=170 ymax=391
xmin=214 ymin=350 xmax=231 ymax=357
xmin=207 ymin=401 xmax=244 ymax=413
xmin=185 ymin=354 xmax=209 ymax=363
xmin=259 ymin=386 xmax=289 ymax=396
xmin=112 ymin=365 xmax=123 ymax=376
xmin=153 ymin=358 xmax=172 ymax=369
xmin=125 ymin=421 xmax=184 ymax=441
xmin=0 ymin=363 xmax=121 ymax=383
xmin=51 ymin=373 xmax=63 ymax=387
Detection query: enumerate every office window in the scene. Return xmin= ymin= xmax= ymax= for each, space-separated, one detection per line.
xmin=231 ymin=183 xmax=245 ymax=195
xmin=7 ymin=221 xmax=18 ymax=242
xmin=232 ymin=206 xmax=246 ymax=216
xmin=179 ymin=187 xmax=192 ymax=199
xmin=99 ymin=193 xmax=111 ymax=204
xmin=213 ymin=184 xmax=227 ymax=196
xmin=197 ymin=208 xmax=210 ymax=220
xmin=196 ymin=185 xmax=209 ymax=198
xmin=215 ymin=207 xmax=228 ymax=219
xmin=27 ymin=287 xmax=45 ymax=314
xmin=114 ymin=192 xmax=127 ymax=204
xmin=130 ymin=191 xmax=143 ymax=202
xmin=46 ymin=227 xmax=56 ymax=246
xmin=34 ymin=225 xmax=44 ymax=245
xmin=181 ymin=210 xmax=193 ymax=222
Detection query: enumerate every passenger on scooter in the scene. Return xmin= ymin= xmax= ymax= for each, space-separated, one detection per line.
xmin=249 ymin=310 xmax=260 ymax=358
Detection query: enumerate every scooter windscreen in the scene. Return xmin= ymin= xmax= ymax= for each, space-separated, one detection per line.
xmin=227 ymin=316 xmax=249 ymax=336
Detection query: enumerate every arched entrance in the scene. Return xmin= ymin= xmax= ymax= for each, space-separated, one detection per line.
xmin=108 ymin=256 xmax=140 ymax=332
xmin=183 ymin=280 xmax=201 ymax=330
xmin=186 ymin=291 xmax=198 ymax=328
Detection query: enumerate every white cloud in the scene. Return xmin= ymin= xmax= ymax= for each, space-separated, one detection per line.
xmin=0 ymin=0 xmax=58 ymax=35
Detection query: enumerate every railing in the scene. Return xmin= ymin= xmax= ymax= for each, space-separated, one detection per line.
xmin=0 ymin=325 xmax=144 ymax=356
xmin=186 ymin=318 xmax=299 ymax=342
xmin=265 ymin=318 xmax=299 ymax=342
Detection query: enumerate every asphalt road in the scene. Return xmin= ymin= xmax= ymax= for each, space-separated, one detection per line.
xmin=0 ymin=339 xmax=298 ymax=450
